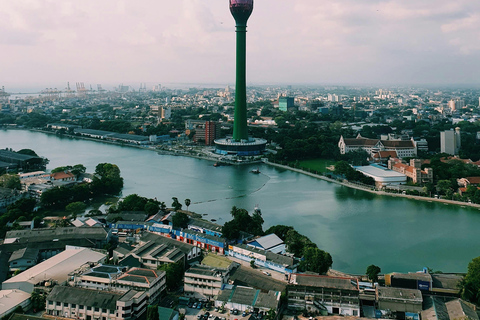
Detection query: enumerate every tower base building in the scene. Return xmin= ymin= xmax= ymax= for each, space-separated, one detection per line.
xmin=214 ymin=137 xmax=266 ymax=156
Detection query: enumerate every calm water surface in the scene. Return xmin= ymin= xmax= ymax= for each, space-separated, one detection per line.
xmin=1 ymin=129 xmax=479 ymax=274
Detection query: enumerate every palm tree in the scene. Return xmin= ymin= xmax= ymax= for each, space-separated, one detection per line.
xmin=185 ymin=198 xmax=191 ymax=213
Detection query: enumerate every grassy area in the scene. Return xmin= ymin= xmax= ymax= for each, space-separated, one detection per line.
xmin=298 ymin=159 xmax=336 ymax=173
xmin=202 ymin=253 xmax=232 ymax=269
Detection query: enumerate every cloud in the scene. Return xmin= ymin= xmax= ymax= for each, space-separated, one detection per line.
xmin=1 ymin=0 xmax=480 ymax=86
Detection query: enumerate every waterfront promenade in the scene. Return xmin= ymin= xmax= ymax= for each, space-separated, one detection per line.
xmin=262 ymin=159 xmax=480 ymax=210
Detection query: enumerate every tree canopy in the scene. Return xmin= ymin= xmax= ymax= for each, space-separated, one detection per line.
xmin=221 ymin=206 xmax=264 ymax=240
xmin=117 ymin=194 xmax=159 ymax=215
xmin=461 ymin=256 xmax=480 ymax=304
xmin=172 ymin=211 xmax=189 ymax=229
xmin=0 ymin=174 xmax=21 ymax=190
xmin=91 ymin=163 xmax=123 ymax=195
xmin=366 ymin=264 xmax=381 ymax=283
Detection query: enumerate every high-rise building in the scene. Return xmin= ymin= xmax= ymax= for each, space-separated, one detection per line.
xmin=214 ymin=0 xmax=266 ymax=156
xmin=205 ymin=121 xmax=221 ymax=146
xmin=440 ymin=128 xmax=461 ymax=155
xmin=279 ymin=97 xmax=294 ymax=112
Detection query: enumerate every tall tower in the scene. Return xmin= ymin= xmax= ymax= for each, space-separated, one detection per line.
xmin=214 ymin=0 xmax=266 ymax=157
xmin=230 ymin=0 xmax=253 ymax=142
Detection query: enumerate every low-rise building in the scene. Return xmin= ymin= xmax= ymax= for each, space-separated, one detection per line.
xmin=246 ymin=233 xmax=285 ymax=254
xmin=72 ymin=264 xmax=166 ymax=303
xmin=389 ymin=159 xmax=433 ymax=185
xmin=8 ymin=247 xmax=38 ymax=272
xmin=227 ymin=243 xmax=298 ymax=274
xmin=184 ymin=264 xmax=232 ymax=299
xmin=421 ymin=297 xmax=478 ymax=320
xmin=215 ymin=285 xmax=281 ymax=313
xmin=46 ymin=285 xmax=147 ymax=320
xmin=338 ymin=136 xmax=417 ymax=158
xmin=0 ymin=289 xmax=31 ymax=318
xmin=287 ymin=274 xmax=360 ymax=316
xmin=385 ymin=272 xmax=432 ymax=292
xmin=354 ymin=164 xmax=407 ymax=188
xmin=377 ymin=287 xmax=423 ymax=315
xmin=2 ymin=246 xmax=106 ymax=293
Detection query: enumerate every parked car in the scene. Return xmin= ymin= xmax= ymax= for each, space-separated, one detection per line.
xmin=193 ymin=302 xmax=198 ymax=309
xmin=262 ymin=271 xmax=271 ymax=276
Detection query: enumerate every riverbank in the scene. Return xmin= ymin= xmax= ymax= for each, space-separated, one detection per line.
xmin=263 ymin=159 xmax=480 ymax=210
xmin=24 ymin=128 xmax=263 ymax=166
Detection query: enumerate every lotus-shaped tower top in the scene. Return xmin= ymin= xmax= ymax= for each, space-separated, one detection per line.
xmin=230 ymin=0 xmax=253 ymax=26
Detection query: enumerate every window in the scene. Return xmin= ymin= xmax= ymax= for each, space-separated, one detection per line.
xmin=87 ymin=306 xmax=92 ymax=311
xmin=95 ymin=307 xmax=100 ymax=312
xmin=71 ymin=304 xmax=76 ymax=308
xmin=79 ymin=305 xmax=84 ymax=310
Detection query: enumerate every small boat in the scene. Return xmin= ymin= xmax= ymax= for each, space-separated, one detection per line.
xmin=251 ymin=168 xmax=260 ymax=174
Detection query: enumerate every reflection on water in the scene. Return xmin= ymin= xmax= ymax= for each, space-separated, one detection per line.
xmin=2 ymin=130 xmax=480 ymax=274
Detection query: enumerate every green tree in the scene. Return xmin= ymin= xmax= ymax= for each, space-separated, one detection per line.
xmin=171 ymin=197 xmax=182 ymax=211
xmin=184 ymin=198 xmax=191 ymax=212
xmin=157 ymin=262 xmax=185 ymax=291
xmin=65 ymin=202 xmax=87 ymax=216
xmin=91 ymin=163 xmax=123 ymax=195
xmin=250 ymin=260 xmax=256 ymax=268
xmin=17 ymin=149 xmax=38 ymax=156
xmin=0 ymin=174 xmax=21 ymax=190
xmin=265 ymin=309 xmax=276 ymax=320
xmin=460 ymin=256 xmax=480 ymax=304
xmin=145 ymin=201 xmax=159 ymax=216
xmin=366 ymin=264 xmax=381 ymax=283
xmin=146 ymin=305 xmax=159 ymax=320
xmin=300 ymin=247 xmax=332 ymax=274
xmin=31 ymin=291 xmax=46 ymax=311
xmin=172 ymin=211 xmax=189 ymax=229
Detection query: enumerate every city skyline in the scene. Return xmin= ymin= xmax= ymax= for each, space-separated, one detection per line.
xmin=1 ymin=0 xmax=480 ymax=90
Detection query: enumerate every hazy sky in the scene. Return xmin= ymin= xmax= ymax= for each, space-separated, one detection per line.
xmin=1 ymin=0 xmax=480 ymax=90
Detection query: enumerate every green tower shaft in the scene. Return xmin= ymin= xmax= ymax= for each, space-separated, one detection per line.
xmin=232 ymin=25 xmax=249 ymax=142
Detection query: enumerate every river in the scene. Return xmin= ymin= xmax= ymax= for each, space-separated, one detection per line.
xmin=1 ymin=129 xmax=479 ymax=274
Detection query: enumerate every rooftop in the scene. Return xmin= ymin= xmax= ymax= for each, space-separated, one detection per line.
xmin=291 ymin=274 xmax=359 ymax=291
xmin=249 ymin=233 xmax=283 ymax=250
xmin=377 ymin=287 xmax=422 ymax=302
xmin=47 ymin=285 xmax=123 ymax=310
xmin=229 ymin=265 xmax=286 ymax=292
xmin=3 ymin=247 xmax=106 ymax=289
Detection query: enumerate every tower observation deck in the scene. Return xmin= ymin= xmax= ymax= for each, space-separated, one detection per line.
xmin=214 ymin=0 xmax=266 ymax=156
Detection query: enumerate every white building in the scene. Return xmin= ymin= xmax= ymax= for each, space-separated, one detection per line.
xmin=354 ymin=164 xmax=407 ymax=188
xmin=440 ymin=128 xmax=461 ymax=155
xmin=0 ymin=289 xmax=31 ymax=318
xmin=338 ymin=136 xmax=417 ymax=159
xmin=2 ymin=246 xmax=106 ymax=293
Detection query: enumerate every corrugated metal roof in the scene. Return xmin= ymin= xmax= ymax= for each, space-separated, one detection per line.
xmin=3 ymin=247 xmax=106 ymax=287
xmin=253 ymin=234 xmax=283 ymax=250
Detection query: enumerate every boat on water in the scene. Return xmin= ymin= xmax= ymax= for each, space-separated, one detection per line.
xmin=251 ymin=168 xmax=260 ymax=174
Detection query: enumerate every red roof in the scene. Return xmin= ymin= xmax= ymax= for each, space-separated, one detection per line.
xmin=373 ymin=151 xmax=398 ymax=158
xmin=467 ymin=177 xmax=480 ymax=185
xmin=50 ymin=171 xmax=75 ymax=180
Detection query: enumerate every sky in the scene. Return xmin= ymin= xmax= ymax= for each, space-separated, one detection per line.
xmin=1 ymin=0 xmax=480 ymax=91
